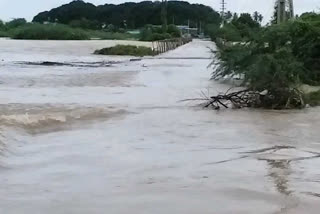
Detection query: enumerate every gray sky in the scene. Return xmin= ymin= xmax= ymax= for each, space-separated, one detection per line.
xmin=0 ymin=0 xmax=319 ymax=22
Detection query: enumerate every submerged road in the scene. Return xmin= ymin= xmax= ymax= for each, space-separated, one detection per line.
xmin=0 ymin=39 xmax=319 ymax=214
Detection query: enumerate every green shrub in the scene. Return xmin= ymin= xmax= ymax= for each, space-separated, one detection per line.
xmin=0 ymin=31 xmax=9 ymax=37
xmin=216 ymin=24 xmax=242 ymax=41
xmin=214 ymin=17 xmax=320 ymax=109
xmin=151 ymin=33 xmax=171 ymax=41
xmin=6 ymin=18 xmax=27 ymax=29
xmin=69 ymin=18 xmax=101 ymax=30
xmin=0 ymin=20 xmax=6 ymax=31
xmin=167 ymin=24 xmax=181 ymax=37
xmin=140 ymin=24 xmax=180 ymax=41
xmin=205 ymin=23 xmax=220 ymax=40
xmin=140 ymin=27 xmax=153 ymax=41
xmin=12 ymin=23 xmax=89 ymax=40
xmin=94 ymin=45 xmax=154 ymax=56
xmin=88 ymin=31 xmax=135 ymax=40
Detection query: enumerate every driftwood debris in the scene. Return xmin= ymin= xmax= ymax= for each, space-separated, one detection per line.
xmin=183 ymin=86 xmax=306 ymax=110
xmin=204 ymin=90 xmax=260 ymax=109
xmin=183 ymin=89 xmax=261 ymax=110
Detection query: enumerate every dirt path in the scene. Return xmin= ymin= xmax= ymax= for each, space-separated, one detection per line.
xmin=0 ymin=40 xmax=319 ymax=214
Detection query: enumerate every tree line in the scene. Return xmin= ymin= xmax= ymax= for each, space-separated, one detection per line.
xmin=33 ymin=0 xmax=221 ymax=30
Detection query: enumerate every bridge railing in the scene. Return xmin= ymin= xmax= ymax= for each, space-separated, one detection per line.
xmin=152 ymin=38 xmax=192 ymax=54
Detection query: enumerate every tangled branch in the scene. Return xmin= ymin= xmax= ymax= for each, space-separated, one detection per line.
xmin=183 ymin=87 xmax=305 ymax=110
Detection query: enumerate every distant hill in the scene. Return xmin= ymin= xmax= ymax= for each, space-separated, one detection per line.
xmin=33 ymin=0 xmax=221 ymax=29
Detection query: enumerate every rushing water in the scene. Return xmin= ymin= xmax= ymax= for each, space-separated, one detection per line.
xmin=0 ymin=39 xmax=319 ymax=214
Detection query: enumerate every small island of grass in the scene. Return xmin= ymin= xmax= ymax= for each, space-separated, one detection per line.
xmin=94 ymin=45 xmax=155 ymax=57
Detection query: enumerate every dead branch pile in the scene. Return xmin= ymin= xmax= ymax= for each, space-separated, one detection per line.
xmin=183 ymin=90 xmax=261 ymax=110
xmin=204 ymin=90 xmax=262 ymax=109
xmin=183 ymin=88 xmax=305 ymax=110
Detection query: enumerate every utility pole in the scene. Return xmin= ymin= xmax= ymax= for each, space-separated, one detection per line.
xmin=288 ymin=0 xmax=294 ymax=19
xmin=161 ymin=0 xmax=168 ymax=32
xmin=277 ymin=0 xmax=286 ymax=24
xmin=276 ymin=0 xmax=294 ymax=24
xmin=221 ymin=0 xmax=226 ymax=26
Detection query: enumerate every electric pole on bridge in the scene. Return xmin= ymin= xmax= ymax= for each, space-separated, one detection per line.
xmin=277 ymin=0 xmax=294 ymax=24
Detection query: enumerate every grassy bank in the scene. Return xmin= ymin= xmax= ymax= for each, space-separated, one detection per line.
xmin=94 ymin=45 xmax=154 ymax=57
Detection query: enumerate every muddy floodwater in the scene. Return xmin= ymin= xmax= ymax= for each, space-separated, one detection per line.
xmin=0 ymin=39 xmax=319 ymax=214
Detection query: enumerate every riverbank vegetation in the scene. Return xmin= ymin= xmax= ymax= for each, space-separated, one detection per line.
xmin=12 ymin=24 xmax=90 ymax=40
xmin=0 ymin=18 xmax=27 ymax=38
xmin=94 ymin=45 xmax=154 ymax=57
xmin=209 ymin=12 xmax=320 ymax=109
xmin=140 ymin=24 xmax=181 ymax=41
xmin=1 ymin=0 xmax=221 ymax=41
xmin=0 ymin=20 xmax=137 ymax=40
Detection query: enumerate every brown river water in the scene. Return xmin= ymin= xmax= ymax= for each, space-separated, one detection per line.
xmin=0 ymin=39 xmax=319 ymax=214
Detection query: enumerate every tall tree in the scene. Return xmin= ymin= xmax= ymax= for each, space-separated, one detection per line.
xmin=258 ymin=14 xmax=263 ymax=23
xmin=253 ymin=11 xmax=259 ymax=22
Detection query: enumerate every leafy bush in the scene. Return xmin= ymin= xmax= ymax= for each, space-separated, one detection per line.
xmin=216 ymin=24 xmax=242 ymax=41
xmin=6 ymin=18 xmax=27 ymax=29
xmin=69 ymin=18 xmax=101 ymax=30
xmin=0 ymin=20 xmax=6 ymax=31
xmin=260 ymin=20 xmax=320 ymax=85
xmin=151 ymin=33 xmax=171 ymax=41
xmin=214 ymin=13 xmax=261 ymax=42
xmin=140 ymin=24 xmax=180 ymax=41
xmin=94 ymin=45 xmax=154 ymax=56
xmin=88 ymin=31 xmax=136 ymax=40
xmin=0 ymin=31 xmax=10 ymax=37
xmin=140 ymin=27 xmax=153 ymax=41
xmin=205 ymin=23 xmax=220 ymax=40
xmin=12 ymin=23 xmax=90 ymax=40
xmin=167 ymin=24 xmax=181 ymax=37
xmin=214 ymin=17 xmax=320 ymax=109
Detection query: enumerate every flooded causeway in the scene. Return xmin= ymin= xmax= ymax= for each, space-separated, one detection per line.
xmin=0 ymin=39 xmax=319 ymax=214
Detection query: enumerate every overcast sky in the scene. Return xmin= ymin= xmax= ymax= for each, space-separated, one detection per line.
xmin=0 ymin=0 xmax=319 ymax=22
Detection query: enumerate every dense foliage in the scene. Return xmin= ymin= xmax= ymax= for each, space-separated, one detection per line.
xmin=94 ymin=45 xmax=154 ymax=56
xmin=140 ymin=24 xmax=181 ymax=41
xmin=12 ymin=23 xmax=90 ymax=40
xmin=209 ymin=12 xmax=262 ymax=41
xmin=33 ymin=0 xmax=221 ymax=29
xmin=0 ymin=20 xmax=137 ymax=40
xmin=213 ymin=12 xmax=320 ymax=109
xmin=0 ymin=18 xmax=28 ymax=38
